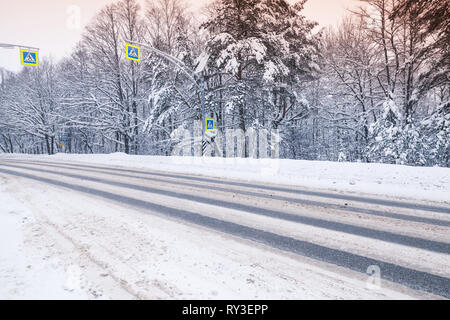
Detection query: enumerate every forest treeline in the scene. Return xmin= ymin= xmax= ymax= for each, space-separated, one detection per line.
xmin=0 ymin=0 xmax=448 ymax=166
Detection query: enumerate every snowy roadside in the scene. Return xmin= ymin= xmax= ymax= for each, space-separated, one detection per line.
xmin=1 ymin=153 xmax=449 ymax=204
xmin=0 ymin=178 xmax=87 ymax=300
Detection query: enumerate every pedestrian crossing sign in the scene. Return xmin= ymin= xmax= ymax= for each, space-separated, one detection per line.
xmin=206 ymin=118 xmax=215 ymax=131
xmin=61 ymin=133 xmax=68 ymax=144
xmin=20 ymin=49 xmax=38 ymax=66
xmin=126 ymin=44 xmax=140 ymax=61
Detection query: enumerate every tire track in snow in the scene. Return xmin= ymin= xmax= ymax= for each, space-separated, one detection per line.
xmin=2 ymin=162 xmax=449 ymax=255
xmin=8 ymin=160 xmax=449 ymax=227
xmin=6 ymin=158 xmax=448 ymax=214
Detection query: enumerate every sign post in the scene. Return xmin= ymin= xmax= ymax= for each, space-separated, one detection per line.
xmin=125 ymin=40 xmax=208 ymax=156
xmin=0 ymin=43 xmax=40 ymax=67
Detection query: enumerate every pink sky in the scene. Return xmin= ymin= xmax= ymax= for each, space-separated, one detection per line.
xmin=0 ymin=0 xmax=361 ymax=72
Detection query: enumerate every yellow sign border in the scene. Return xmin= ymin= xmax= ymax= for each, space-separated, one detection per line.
xmin=126 ymin=44 xmax=141 ymax=62
xmin=20 ymin=49 xmax=39 ymax=66
xmin=205 ymin=118 xmax=215 ymax=131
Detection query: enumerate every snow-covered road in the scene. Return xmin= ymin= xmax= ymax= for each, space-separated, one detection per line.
xmin=0 ymin=157 xmax=449 ymax=299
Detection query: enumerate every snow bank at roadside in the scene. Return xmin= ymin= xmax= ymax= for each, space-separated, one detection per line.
xmin=0 ymin=183 xmax=87 ymax=300
xmin=1 ymin=153 xmax=449 ymax=203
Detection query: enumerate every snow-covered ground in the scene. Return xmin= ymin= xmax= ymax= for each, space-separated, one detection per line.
xmin=0 ymin=180 xmax=87 ymax=299
xmin=2 ymin=153 xmax=448 ymax=203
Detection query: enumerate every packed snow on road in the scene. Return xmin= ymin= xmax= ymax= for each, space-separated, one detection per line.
xmin=0 ymin=154 xmax=448 ymax=300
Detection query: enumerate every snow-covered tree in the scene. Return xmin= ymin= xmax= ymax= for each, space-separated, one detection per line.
xmin=1 ymin=60 xmax=64 ymax=155
xmin=368 ymin=97 xmax=428 ymax=165
xmin=420 ymin=102 xmax=450 ymax=166
xmin=201 ymin=0 xmax=318 ymax=156
xmin=0 ymin=0 xmax=447 ymax=167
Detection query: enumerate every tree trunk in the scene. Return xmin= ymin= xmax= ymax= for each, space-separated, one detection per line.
xmin=45 ymin=135 xmax=51 ymax=155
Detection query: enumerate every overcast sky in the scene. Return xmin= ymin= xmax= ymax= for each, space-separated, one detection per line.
xmin=0 ymin=0 xmax=361 ymax=73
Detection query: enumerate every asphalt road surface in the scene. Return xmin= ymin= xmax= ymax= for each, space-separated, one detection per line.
xmin=0 ymin=158 xmax=449 ymax=299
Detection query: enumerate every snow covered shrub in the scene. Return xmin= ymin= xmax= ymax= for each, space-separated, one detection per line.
xmin=367 ymin=98 xmax=427 ymax=166
xmin=420 ymin=102 xmax=450 ymax=167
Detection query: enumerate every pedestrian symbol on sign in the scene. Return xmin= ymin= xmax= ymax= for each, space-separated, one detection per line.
xmin=126 ymin=44 xmax=140 ymax=62
xmin=129 ymin=47 xmax=138 ymax=58
xmin=206 ymin=118 xmax=215 ymax=131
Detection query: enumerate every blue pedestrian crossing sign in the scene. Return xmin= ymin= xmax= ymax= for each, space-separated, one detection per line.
xmin=206 ymin=118 xmax=215 ymax=131
xmin=126 ymin=44 xmax=140 ymax=62
xmin=20 ymin=49 xmax=39 ymax=66
xmin=60 ymin=133 xmax=68 ymax=146
xmin=61 ymin=133 xmax=69 ymax=143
